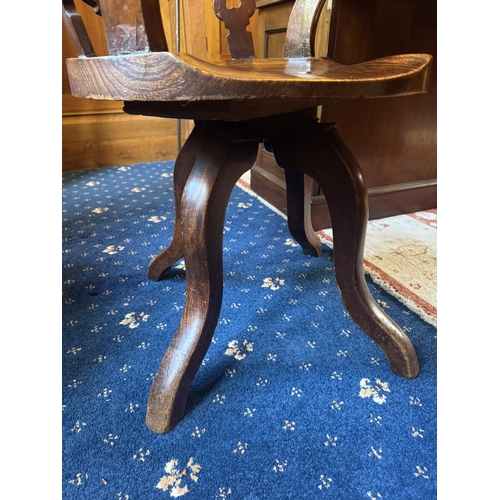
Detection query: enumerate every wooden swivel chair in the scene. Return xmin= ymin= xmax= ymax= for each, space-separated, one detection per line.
xmin=63 ymin=0 xmax=432 ymax=434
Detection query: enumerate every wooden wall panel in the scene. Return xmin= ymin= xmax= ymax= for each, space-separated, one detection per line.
xmin=62 ymin=104 xmax=192 ymax=171
xmin=62 ymin=0 xmax=189 ymax=172
xmin=63 ymin=0 xmax=260 ymax=172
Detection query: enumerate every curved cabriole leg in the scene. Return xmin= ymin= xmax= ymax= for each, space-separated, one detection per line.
xmin=284 ymin=169 xmax=322 ymax=257
xmin=272 ymin=125 xmax=419 ymax=379
xmin=147 ymin=124 xmax=205 ymax=281
xmin=146 ymin=134 xmax=260 ymax=433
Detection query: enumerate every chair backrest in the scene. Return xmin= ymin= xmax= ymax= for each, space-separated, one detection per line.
xmin=63 ymin=0 xmax=168 ymax=56
xmin=284 ymin=0 xmax=326 ymax=57
xmin=214 ymin=0 xmax=255 ymax=59
xmin=63 ymin=0 xmax=327 ymax=60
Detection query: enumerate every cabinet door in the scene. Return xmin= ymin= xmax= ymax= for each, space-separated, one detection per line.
xmin=322 ymin=0 xmax=437 ymax=199
xmin=256 ymin=0 xmax=332 ymax=58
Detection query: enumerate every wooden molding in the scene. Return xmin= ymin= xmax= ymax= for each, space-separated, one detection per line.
xmin=251 ymin=165 xmax=437 ymax=224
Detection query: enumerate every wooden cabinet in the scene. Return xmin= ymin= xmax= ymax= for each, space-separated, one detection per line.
xmin=251 ymin=0 xmax=437 ymax=222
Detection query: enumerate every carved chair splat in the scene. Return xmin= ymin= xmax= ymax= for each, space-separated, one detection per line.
xmin=63 ymin=0 xmax=432 ymax=434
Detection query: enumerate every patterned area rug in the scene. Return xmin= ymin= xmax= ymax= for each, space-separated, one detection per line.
xmin=62 ymin=161 xmax=436 ymax=499
xmin=318 ymin=212 xmax=437 ymax=326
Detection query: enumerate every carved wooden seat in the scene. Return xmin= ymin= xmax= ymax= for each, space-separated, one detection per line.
xmin=63 ymin=0 xmax=432 ymax=434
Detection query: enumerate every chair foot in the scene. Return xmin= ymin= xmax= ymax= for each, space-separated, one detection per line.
xmin=146 ymin=133 xmax=259 ymax=433
xmin=147 ymin=124 xmax=204 ymax=281
xmin=272 ymin=123 xmax=419 ymax=379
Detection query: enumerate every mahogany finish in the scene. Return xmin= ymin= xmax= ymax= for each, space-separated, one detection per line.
xmin=323 ymin=0 xmax=437 ymax=190
xmin=63 ymin=0 xmax=431 ymax=434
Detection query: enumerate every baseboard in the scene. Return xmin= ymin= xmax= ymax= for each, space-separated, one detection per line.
xmin=62 ymin=98 xmax=191 ymax=171
xmin=251 ymin=165 xmax=437 ymax=227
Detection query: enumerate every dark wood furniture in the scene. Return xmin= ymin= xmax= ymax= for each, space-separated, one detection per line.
xmin=252 ymin=0 xmax=437 ymax=224
xmin=63 ymin=0 xmax=432 ymax=434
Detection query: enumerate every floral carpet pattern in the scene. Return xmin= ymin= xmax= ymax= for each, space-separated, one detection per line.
xmin=62 ymin=161 xmax=437 ymax=499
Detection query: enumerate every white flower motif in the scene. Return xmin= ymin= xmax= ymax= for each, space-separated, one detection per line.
xmin=148 ymin=215 xmax=167 ymax=222
xmin=359 ymin=378 xmax=391 ymax=404
xmin=324 ymin=434 xmax=337 ymax=447
xmin=119 ymin=312 xmax=149 ymax=329
xmin=414 ymin=465 xmax=429 ymax=479
xmin=262 ymin=277 xmax=284 ymax=290
xmin=233 ymin=442 xmax=248 ymax=454
xmin=272 ymin=459 xmax=288 ymax=473
xmin=216 ymin=487 xmax=232 ymax=498
xmin=368 ymin=447 xmax=382 ymax=459
xmin=102 ymin=245 xmax=124 ymax=255
xmin=224 ymin=340 xmax=253 ymax=360
xmin=318 ymin=475 xmax=333 ymax=490
xmin=133 ymin=448 xmax=150 ymax=461
xmin=156 ymin=458 xmax=201 ymax=496
xmin=412 ymin=427 xmax=424 ymax=438
xmin=191 ymin=426 xmax=206 ymax=438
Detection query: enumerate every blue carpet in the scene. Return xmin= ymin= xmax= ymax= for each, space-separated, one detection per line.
xmin=62 ymin=161 xmax=436 ymax=499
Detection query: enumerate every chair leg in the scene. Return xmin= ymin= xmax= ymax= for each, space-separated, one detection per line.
xmin=147 ymin=124 xmax=204 ymax=281
xmin=284 ymin=169 xmax=323 ymax=257
xmin=146 ymin=133 xmax=260 ymax=433
xmin=271 ymin=124 xmax=419 ymax=379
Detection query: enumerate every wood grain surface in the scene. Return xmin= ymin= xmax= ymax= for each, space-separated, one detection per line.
xmin=66 ymin=51 xmax=432 ymax=102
